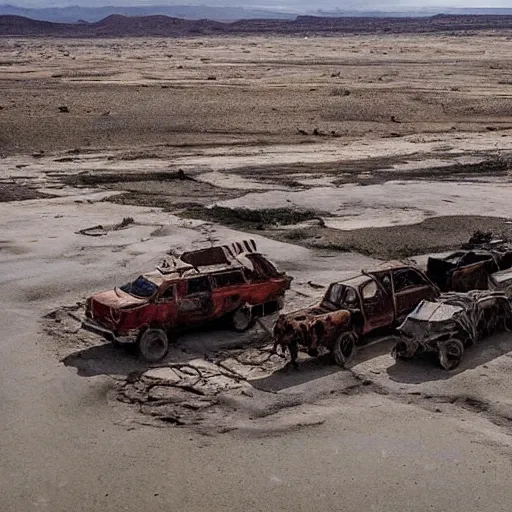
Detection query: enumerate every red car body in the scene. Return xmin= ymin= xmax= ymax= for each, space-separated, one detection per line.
xmin=83 ymin=240 xmax=291 ymax=360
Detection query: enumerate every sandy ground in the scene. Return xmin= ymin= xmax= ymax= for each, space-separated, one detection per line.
xmin=2 ymin=34 xmax=512 ymax=511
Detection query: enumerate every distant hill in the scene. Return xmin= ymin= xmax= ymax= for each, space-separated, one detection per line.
xmin=312 ymin=8 xmax=512 ymax=17
xmin=0 ymin=4 xmax=297 ymax=22
xmin=3 ymin=3 xmax=512 ymax=24
xmin=3 ymin=13 xmax=512 ymax=37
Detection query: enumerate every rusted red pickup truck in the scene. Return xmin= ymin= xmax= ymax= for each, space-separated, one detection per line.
xmin=83 ymin=240 xmax=291 ymax=361
xmin=273 ymin=261 xmax=439 ymax=367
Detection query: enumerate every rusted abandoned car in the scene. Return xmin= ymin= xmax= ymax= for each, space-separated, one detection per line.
xmin=427 ymin=251 xmax=499 ymax=292
xmin=273 ymin=262 xmax=439 ymax=367
xmin=392 ymin=290 xmax=512 ymax=370
xmin=83 ymin=240 xmax=291 ymax=362
xmin=426 ymin=236 xmax=512 ymax=293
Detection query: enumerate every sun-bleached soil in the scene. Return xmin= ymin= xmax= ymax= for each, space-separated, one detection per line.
xmin=2 ymin=34 xmax=512 ymax=512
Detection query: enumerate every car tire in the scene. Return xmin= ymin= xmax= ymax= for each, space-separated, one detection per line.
xmin=231 ymin=306 xmax=254 ymax=332
xmin=138 ymin=328 xmax=169 ymax=363
xmin=332 ymin=331 xmax=357 ymax=368
xmin=391 ymin=340 xmax=417 ymax=361
xmin=438 ymin=338 xmax=464 ymax=371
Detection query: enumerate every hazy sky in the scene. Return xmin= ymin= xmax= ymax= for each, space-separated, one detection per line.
xmin=11 ymin=0 xmax=512 ymax=9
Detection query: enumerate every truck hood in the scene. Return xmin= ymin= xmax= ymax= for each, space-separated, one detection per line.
xmin=274 ymin=304 xmax=352 ymax=347
xmin=90 ymin=288 xmax=148 ymax=310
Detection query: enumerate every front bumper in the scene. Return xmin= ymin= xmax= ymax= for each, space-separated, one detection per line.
xmin=81 ymin=319 xmax=136 ymax=345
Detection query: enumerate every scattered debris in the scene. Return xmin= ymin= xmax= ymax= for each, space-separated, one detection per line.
xmin=114 ymin=217 xmax=134 ymax=230
xmin=75 ymin=217 xmax=135 ymax=237
xmin=468 ymin=230 xmax=494 ymax=245
xmin=76 ymin=225 xmax=107 ymax=237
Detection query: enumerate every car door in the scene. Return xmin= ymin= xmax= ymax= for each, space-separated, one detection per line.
xmin=360 ymin=279 xmax=395 ymax=335
xmin=210 ymin=270 xmax=249 ymax=318
xmin=150 ymin=282 xmax=178 ymax=328
xmin=393 ymin=269 xmax=437 ymax=320
xmin=176 ymin=276 xmax=213 ymax=326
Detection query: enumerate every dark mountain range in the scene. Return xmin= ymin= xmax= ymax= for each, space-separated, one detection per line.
xmin=0 ymin=4 xmax=297 ymax=22
xmin=2 ymin=13 xmax=512 ymax=37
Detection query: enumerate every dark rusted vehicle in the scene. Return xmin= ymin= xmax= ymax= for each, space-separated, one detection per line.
xmin=273 ymin=262 xmax=439 ymax=368
xmin=83 ymin=240 xmax=291 ymax=362
xmin=426 ymin=251 xmax=499 ymax=292
xmin=393 ymin=290 xmax=512 ymax=370
xmin=426 ymin=237 xmax=512 ymax=293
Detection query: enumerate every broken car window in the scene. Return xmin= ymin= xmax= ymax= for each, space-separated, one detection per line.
xmin=324 ymin=283 xmax=345 ymax=306
xmin=345 ymin=287 xmax=358 ymax=305
xmin=362 ymin=280 xmax=378 ymax=300
xmin=186 ymin=277 xmax=211 ymax=295
xmin=120 ymin=276 xmax=158 ymax=298
xmin=160 ymin=285 xmax=174 ymax=300
xmin=393 ymin=269 xmax=427 ymax=292
xmin=324 ymin=284 xmax=359 ymax=308
xmin=213 ymin=271 xmax=246 ymax=288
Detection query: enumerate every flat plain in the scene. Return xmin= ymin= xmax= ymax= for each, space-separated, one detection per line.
xmin=2 ymin=33 xmax=512 ymax=512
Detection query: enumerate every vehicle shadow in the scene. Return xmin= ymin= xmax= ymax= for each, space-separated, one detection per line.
xmin=251 ymin=336 xmax=398 ymax=392
xmin=62 ymin=343 xmax=159 ymax=377
xmin=250 ymin=355 xmax=339 ymax=392
xmin=62 ymin=323 xmax=273 ymax=378
xmin=387 ymin=330 xmax=512 ymax=384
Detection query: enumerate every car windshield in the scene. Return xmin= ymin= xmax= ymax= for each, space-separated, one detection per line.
xmin=120 ymin=276 xmax=158 ymax=298
xmin=323 ymin=284 xmax=358 ymax=308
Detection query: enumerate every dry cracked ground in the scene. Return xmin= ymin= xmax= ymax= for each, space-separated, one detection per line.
xmin=2 ymin=34 xmax=512 ymax=512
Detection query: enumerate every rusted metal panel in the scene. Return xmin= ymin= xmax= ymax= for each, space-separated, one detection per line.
xmin=181 ymin=239 xmax=257 ymax=268
xmin=426 ymin=246 xmax=512 ymax=293
xmin=450 ymin=261 xmax=493 ymax=292
xmin=489 ymin=269 xmax=512 ymax=297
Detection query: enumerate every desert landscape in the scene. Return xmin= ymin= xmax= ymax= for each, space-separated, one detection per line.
xmin=2 ymin=28 xmax=512 ymax=511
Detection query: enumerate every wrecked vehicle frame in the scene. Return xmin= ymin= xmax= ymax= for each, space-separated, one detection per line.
xmin=426 ymin=240 xmax=512 ymax=293
xmin=393 ymin=289 xmax=512 ymax=370
xmin=82 ymin=240 xmax=292 ymax=362
xmin=273 ymin=261 xmax=439 ymax=367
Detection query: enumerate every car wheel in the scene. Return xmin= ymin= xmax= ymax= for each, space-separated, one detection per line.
xmin=231 ymin=306 xmax=254 ymax=332
xmin=438 ymin=338 xmax=464 ymax=371
xmin=332 ymin=331 xmax=357 ymax=368
xmin=391 ymin=340 xmax=417 ymax=361
xmin=138 ymin=328 xmax=169 ymax=363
